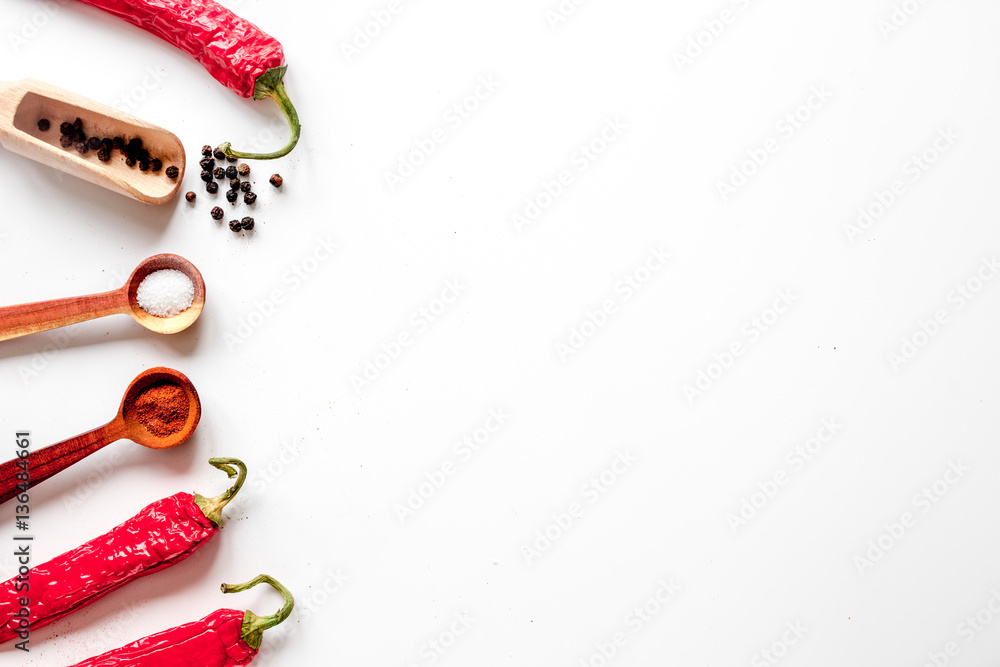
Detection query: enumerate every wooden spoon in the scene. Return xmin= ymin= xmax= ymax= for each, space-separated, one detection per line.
xmin=0 ymin=253 xmax=206 ymax=341
xmin=0 ymin=78 xmax=185 ymax=204
xmin=0 ymin=367 xmax=200 ymax=505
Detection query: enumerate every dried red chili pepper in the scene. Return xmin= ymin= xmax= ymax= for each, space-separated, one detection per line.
xmin=73 ymin=0 xmax=300 ymax=160
xmin=69 ymin=574 xmax=293 ymax=667
xmin=0 ymin=458 xmax=246 ymax=645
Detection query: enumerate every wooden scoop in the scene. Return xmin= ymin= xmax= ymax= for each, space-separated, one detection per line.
xmin=0 ymin=367 xmax=200 ymax=505
xmin=0 ymin=78 xmax=185 ymax=204
xmin=0 ymin=253 xmax=206 ymax=341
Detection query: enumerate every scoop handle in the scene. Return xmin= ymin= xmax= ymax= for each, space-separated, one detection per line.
xmin=0 ymin=417 xmax=128 ymax=505
xmin=0 ymin=80 xmax=20 ymax=138
xmin=0 ymin=287 xmax=129 ymax=341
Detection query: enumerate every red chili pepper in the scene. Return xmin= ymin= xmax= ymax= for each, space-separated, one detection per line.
xmin=73 ymin=0 xmax=300 ymax=160
xmin=0 ymin=458 xmax=246 ymax=645
xmin=69 ymin=574 xmax=293 ymax=667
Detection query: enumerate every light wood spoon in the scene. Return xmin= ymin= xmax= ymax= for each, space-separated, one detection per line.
xmin=0 ymin=78 xmax=185 ymax=204
xmin=0 ymin=253 xmax=206 ymax=342
xmin=0 ymin=367 xmax=200 ymax=504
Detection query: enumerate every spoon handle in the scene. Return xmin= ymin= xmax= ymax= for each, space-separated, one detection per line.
xmin=0 ymin=287 xmax=129 ymax=342
xmin=0 ymin=418 xmax=128 ymax=505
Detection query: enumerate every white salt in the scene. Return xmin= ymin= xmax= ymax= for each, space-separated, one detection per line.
xmin=136 ymin=269 xmax=194 ymax=317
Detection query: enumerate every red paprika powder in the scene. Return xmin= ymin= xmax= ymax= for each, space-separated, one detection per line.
xmin=133 ymin=381 xmax=189 ymax=437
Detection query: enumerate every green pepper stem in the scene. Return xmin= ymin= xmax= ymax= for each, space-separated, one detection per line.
xmin=221 ymin=66 xmax=301 ymax=160
xmin=193 ymin=457 xmax=247 ymax=526
xmin=221 ymin=574 xmax=295 ymax=650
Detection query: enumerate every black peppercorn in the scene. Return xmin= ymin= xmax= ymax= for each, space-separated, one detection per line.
xmin=59 ymin=134 xmax=74 ymax=149
xmin=75 ymin=142 xmax=88 ymax=155
xmin=150 ymin=158 xmax=162 ymax=172
xmin=165 ymin=165 xmax=179 ymax=179
xmin=237 ymin=163 xmax=250 ymax=177
xmin=201 ymin=144 xmax=212 ymax=157
xmin=125 ymin=155 xmax=137 ymax=167
xmin=127 ymin=138 xmax=142 ymax=156
xmin=225 ymin=165 xmax=237 ymax=179
xmin=199 ymin=157 xmax=214 ymax=170
xmin=213 ymin=167 xmax=225 ymax=180
xmin=137 ymin=148 xmax=151 ymax=163
xmin=244 ymin=191 xmax=257 ymax=205
xmin=37 ymin=118 xmax=50 ymax=132
xmin=138 ymin=160 xmax=150 ymax=172
xmin=201 ymin=169 xmax=213 ymax=183
xmin=241 ymin=216 xmax=255 ymax=231
xmin=72 ymin=117 xmax=83 ymax=132
xmin=59 ymin=121 xmax=73 ymax=136
xmin=97 ymin=145 xmax=112 ymax=162
xmin=185 ymin=191 xmax=197 ymax=202
xmin=213 ymin=147 xmax=225 ymax=160
xmin=206 ymin=181 xmax=219 ymax=194
xmin=87 ymin=136 xmax=101 ymax=150
xmin=229 ymin=178 xmax=241 ymax=190
xmin=229 ymin=219 xmax=242 ymax=232
xmin=226 ymin=189 xmax=238 ymax=203
xmin=211 ymin=206 xmax=224 ymax=220
xmin=240 ymin=181 xmax=252 ymax=193
xmin=101 ymin=137 xmax=113 ymax=149
xmin=269 ymin=174 xmax=283 ymax=187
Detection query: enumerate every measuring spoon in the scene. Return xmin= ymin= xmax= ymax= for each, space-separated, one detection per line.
xmin=0 ymin=367 xmax=200 ymax=505
xmin=0 ymin=253 xmax=206 ymax=342
xmin=0 ymin=78 xmax=185 ymax=204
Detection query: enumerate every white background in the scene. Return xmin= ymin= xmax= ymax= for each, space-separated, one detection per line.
xmin=1 ymin=1 xmax=999 ymax=666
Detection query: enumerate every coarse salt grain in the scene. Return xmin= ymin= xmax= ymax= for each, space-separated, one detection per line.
xmin=136 ymin=269 xmax=194 ymax=317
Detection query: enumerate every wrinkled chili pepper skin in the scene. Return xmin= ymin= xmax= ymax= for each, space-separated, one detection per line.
xmin=74 ymin=0 xmax=284 ymax=98
xmin=69 ymin=608 xmax=256 ymax=667
xmin=0 ymin=493 xmax=217 ymax=644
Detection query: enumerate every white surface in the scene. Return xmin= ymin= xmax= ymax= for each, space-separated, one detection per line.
xmin=1 ymin=1 xmax=1000 ymax=665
